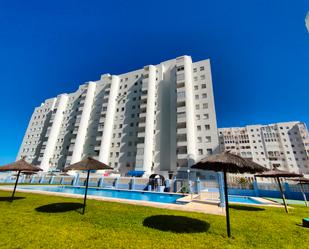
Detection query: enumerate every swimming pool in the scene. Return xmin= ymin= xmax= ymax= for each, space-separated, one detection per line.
xmin=229 ymin=196 xmax=263 ymax=205
xmin=16 ymin=185 xmax=185 ymax=204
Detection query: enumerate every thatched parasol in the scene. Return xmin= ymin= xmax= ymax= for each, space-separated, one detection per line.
xmin=64 ymin=157 xmax=113 ymax=214
xmin=0 ymin=157 xmax=42 ymax=201
xmin=21 ymin=171 xmax=37 ymax=175
xmin=192 ymin=151 xmax=267 ymax=238
xmin=255 ymin=168 xmax=303 ymax=212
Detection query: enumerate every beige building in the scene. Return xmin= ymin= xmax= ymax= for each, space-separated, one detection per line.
xmin=219 ymin=121 xmax=309 ymax=174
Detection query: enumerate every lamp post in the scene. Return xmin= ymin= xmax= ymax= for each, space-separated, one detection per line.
xmin=187 ymin=169 xmax=191 ymax=195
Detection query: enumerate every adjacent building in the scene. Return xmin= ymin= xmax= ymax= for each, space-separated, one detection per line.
xmin=17 ymin=55 xmax=219 ymax=177
xmin=219 ymin=121 xmax=309 ymax=174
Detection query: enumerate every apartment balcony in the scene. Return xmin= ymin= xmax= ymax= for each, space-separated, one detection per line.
xmin=177 ymin=112 xmax=186 ymax=122
xmin=140 ymin=106 xmax=146 ymax=113
xmin=96 ymin=136 xmax=102 ymax=141
xmin=177 ymin=140 xmax=187 ymax=147
xmin=75 ymin=118 xmax=81 ymax=126
xmin=140 ymin=103 xmax=147 ymax=109
xmin=141 ymin=79 xmax=148 ymax=91
xmin=99 ymin=117 xmax=105 ymax=123
xmin=138 ymin=126 xmax=145 ymax=133
xmin=177 ymin=128 xmax=187 ymax=134
xmin=98 ymin=124 xmax=104 ymax=131
xmin=141 ymin=94 xmax=147 ymax=100
xmin=72 ymin=128 xmax=78 ymax=135
xmin=94 ymin=145 xmax=101 ymax=151
xmin=176 ymin=86 xmax=186 ymax=93
xmin=177 ymin=153 xmax=188 ymax=160
xmin=71 ymin=138 xmax=76 ymax=143
xmin=177 ymin=106 xmax=186 ymax=113
xmin=139 ymin=112 xmax=146 ymax=118
xmin=176 ymin=81 xmax=185 ymax=89
xmin=68 ymin=144 xmax=74 ymax=152
xmin=138 ymin=132 xmax=145 ymax=138
xmin=139 ymin=116 xmax=146 ymax=124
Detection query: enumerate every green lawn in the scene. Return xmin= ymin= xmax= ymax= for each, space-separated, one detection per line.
xmin=0 ymin=190 xmax=308 ymax=249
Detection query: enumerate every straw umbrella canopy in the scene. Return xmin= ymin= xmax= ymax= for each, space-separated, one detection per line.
xmin=192 ymin=151 xmax=267 ymax=238
xmin=0 ymin=157 xmax=42 ymax=201
xmin=64 ymin=157 xmax=113 ymax=214
xmin=255 ymin=168 xmax=303 ymax=213
xmin=287 ymin=177 xmax=309 ymax=207
xmin=21 ymin=171 xmax=37 ymax=175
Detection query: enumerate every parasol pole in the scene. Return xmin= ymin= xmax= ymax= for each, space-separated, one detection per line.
xmin=11 ymin=170 xmax=21 ymax=201
xmin=277 ymin=177 xmax=288 ymax=213
xmin=223 ymin=169 xmax=231 ymax=237
xmin=82 ymin=170 xmax=90 ymax=214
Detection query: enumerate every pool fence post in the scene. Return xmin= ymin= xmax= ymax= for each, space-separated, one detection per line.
xmin=114 ymin=177 xmax=119 ymax=189
xmin=284 ymin=182 xmax=291 ymax=199
xmin=99 ymin=177 xmax=104 ymax=188
xmin=50 ymin=176 xmax=55 ymax=184
xmin=131 ymin=177 xmax=136 ymax=190
xmin=253 ymin=180 xmax=259 ymax=197
xmin=173 ymin=177 xmax=177 ymax=193
xmin=217 ymin=172 xmax=225 ymax=208
xmin=196 ymin=177 xmax=201 ymax=194
xmin=40 ymin=174 xmax=45 ymax=184
xmin=73 ymin=173 xmax=79 ymax=186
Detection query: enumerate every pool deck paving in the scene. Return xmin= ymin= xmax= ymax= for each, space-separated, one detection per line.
xmin=0 ymin=185 xmax=287 ymax=215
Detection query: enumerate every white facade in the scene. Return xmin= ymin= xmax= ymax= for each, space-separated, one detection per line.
xmin=16 ymin=55 xmax=219 ymax=177
xmin=219 ymin=121 xmax=309 ymax=174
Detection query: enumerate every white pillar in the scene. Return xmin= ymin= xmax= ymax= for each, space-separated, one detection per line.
xmin=71 ymin=82 xmax=96 ymax=163
xmin=143 ymin=65 xmax=156 ymax=174
xmin=98 ymin=75 xmax=120 ymax=164
xmin=183 ymin=56 xmax=197 ymax=165
xmin=40 ymin=94 xmax=69 ymax=171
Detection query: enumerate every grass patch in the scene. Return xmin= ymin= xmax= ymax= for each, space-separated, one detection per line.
xmin=0 ymin=190 xmax=308 ymax=249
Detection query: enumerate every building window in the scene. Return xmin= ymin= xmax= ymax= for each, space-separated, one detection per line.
xmin=195 ymin=104 xmax=200 ymax=110
xmin=200 ymin=66 xmax=204 ymax=71
xmin=201 ymin=84 xmax=206 ymax=89
xmin=205 ymin=125 xmax=210 ymax=130
xmin=203 ymin=103 xmax=208 ymax=109
xmin=205 ymin=136 xmax=211 ymax=142
xmin=198 ymin=149 xmax=203 ymax=155
xmin=197 ymin=126 xmax=201 ymax=131
xmin=195 ymin=95 xmax=199 ymax=100
xmin=202 ymin=93 xmax=207 ymax=98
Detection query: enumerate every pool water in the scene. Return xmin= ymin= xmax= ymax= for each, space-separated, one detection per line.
xmin=229 ymin=196 xmax=262 ymax=204
xmin=17 ymin=185 xmax=184 ymax=204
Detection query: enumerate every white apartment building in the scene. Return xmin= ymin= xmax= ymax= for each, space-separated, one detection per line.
xmin=17 ymin=55 xmax=219 ymax=177
xmin=219 ymin=121 xmax=309 ymax=174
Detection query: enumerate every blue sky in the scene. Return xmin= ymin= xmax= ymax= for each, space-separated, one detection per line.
xmin=0 ymin=0 xmax=308 ymax=164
